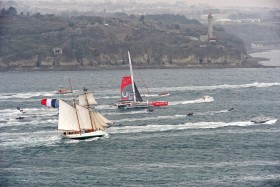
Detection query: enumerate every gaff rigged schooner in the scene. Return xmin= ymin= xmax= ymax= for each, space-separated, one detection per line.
xmin=58 ymin=87 xmax=113 ymax=140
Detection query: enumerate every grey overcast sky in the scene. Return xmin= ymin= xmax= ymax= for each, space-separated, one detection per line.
xmin=134 ymin=0 xmax=280 ymax=8
xmin=142 ymin=0 xmax=279 ymax=8
xmin=17 ymin=0 xmax=280 ymax=8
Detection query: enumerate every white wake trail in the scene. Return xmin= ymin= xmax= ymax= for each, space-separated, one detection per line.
xmin=109 ymin=120 xmax=278 ymax=134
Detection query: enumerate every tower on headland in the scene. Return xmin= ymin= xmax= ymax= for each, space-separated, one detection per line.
xmin=208 ymin=13 xmax=215 ymax=41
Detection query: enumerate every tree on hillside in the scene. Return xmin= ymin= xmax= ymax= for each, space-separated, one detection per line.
xmin=1 ymin=7 xmax=17 ymax=17
xmin=139 ymin=15 xmax=145 ymax=24
xmin=75 ymin=48 xmax=83 ymax=65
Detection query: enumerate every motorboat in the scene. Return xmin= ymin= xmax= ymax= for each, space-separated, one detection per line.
xmin=250 ymin=117 xmax=270 ymax=124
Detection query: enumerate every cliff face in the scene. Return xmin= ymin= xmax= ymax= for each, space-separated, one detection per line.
xmin=0 ymin=14 xmax=247 ymax=70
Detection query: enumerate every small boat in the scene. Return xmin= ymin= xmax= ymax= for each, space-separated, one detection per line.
xmin=228 ymin=107 xmax=234 ymax=111
xmin=56 ymin=88 xmax=72 ymax=94
xmin=203 ymin=95 xmax=214 ymax=102
xmin=16 ymin=116 xmax=25 ymax=120
xmin=58 ymin=87 xmax=113 ymax=140
xmin=158 ymin=92 xmax=170 ymax=97
xmin=16 ymin=107 xmax=26 ymax=113
xmin=250 ymin=117 xmax=271 ymax=124
xmin=146 ymin=106 xmax=154 ymax=112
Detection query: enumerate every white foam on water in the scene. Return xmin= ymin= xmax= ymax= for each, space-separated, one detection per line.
xmin=106 ymin=109 xmax=228 ymax=117
xmin=241 ymin=174 xmax=280 ymax=182
xmin=105 ymin=110 xmax=149 ymax=116
xmin=1 ymin=82 xmax=278 ymax=101
xmin=109 ymin=119 xmax=278 ymax=134
xmin=141 ymin=94 xmax=159 ymax=97
xmin=0 ymin=91 xmax=56 ymax=100
xmin=1 ymin=118 xmax=58 ymax=128
xmin=0 ymin=107 xmax=58 ymax=127
xmin=110 ymin=110 xmax=229 ymax=123
xmin=209 ymin=173 xmax=280 ymax=184
xmin=108 ymin=111 xmax=276 ymax=123
xmin=94 ymin=104 xmax=118 ymax=110
xmin=62 ymin=133 xmax=109 ymax=144
xmin=0 ymin=107 xmax=57 ymax=115
xmin=149 ymin=82 xmax=280 ymax=92
xmin=264 ymin=119 xmax=277 ymax=124
xmin=195 ymin=110 xmax=230 ymax=116
xmin=112 ymin=114 xmax=186 ymax=123
xmin=126 ymin=160 xmax=280 ymax=170
xmin=169 ymin=96 xmax=214 ymax=106
xmin=95 ymin=95 xmax=119 ymax=100
xmin=0 ymin=130 xmax=61 ymax=150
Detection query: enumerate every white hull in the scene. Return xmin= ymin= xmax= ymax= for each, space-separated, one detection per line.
xmin=62 ymin=130 xmax=107 ymax=140
xmin=203 ymin=95 xmax=214 ymax=102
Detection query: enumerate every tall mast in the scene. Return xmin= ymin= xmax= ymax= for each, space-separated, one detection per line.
xmin=128 ymin=51 xmax=136 ymax=103
xmin=83 ymin=87 xmax=95 ymax=130
xmin=69 ymin=78 xmax=81 ymax=132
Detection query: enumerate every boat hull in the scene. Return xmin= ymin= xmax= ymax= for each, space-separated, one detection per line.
xmin=151 ymin=101 xmax=168 ymax=107
xmin=62 ymin=130 xmax=107 ymax=140
xmin=116 ymin=101 xmax=150 ymax=109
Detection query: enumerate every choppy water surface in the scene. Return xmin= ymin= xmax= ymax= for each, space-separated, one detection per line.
xmin=0 ymin=67 xmax=279 ymax=186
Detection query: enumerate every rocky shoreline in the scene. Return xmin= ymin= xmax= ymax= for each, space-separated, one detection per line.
xmin=0 ymin=56 xmax=274 ymax=72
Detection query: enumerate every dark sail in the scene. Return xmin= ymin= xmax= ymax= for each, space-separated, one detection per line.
xmin=134 ymin=83 xmax=143 ymax=102
xmin=134 ymin=83 xmax=143 ymax=101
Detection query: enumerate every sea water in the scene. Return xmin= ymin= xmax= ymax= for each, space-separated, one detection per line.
xmin=0 ymin=59 xmax=280 ymax=186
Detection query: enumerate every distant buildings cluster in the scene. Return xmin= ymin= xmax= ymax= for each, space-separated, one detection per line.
xmin=1 ymin=0 xmax=278 ymax=23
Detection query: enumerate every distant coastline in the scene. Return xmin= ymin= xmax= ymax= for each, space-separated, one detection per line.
xmin=2 ymin=47 xmax=279 ymax=72
xmin=0 ymin=56 xmax=273 ymax=72
xmin=249 ymin=46 xmax=280 ymax=67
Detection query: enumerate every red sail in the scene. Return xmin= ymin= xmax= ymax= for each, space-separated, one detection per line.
xmin=120 ymin=76 xmax=143 ymax=101
xmin=121 ymin=76 xmax=133 ymax=101
xmin=121 ymin=76 xmax=132 ymax=91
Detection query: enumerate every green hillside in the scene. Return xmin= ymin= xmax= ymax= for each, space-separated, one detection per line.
xmin=0 ymin=11 xmax=247 ymax=70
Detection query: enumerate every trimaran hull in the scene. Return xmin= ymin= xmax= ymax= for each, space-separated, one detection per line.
xmin=116 ymin=101 xmax=150 ymax=109
xmin=62 ymin=130 xmax=108 ymax=140
xmin=117 ymin=51 xmax=168 ymax=109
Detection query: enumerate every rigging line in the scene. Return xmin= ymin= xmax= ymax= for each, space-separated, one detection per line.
xmin=134 ymin=69 xmax=151 ymax=95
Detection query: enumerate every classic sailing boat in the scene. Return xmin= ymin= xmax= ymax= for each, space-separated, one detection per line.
xmin=115 ymin=51 xmax=168 ymax=109
xmin=56 ymin=87 xmax=72 ymax=94
xmin=58 ymin=87 xmax=113 ymax=140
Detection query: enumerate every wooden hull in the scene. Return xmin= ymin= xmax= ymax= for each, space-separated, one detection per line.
xmin=56 ymin=89 xmax=72 ymax=94
xmin=62 ymin=130 xmax=107 ymax=140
